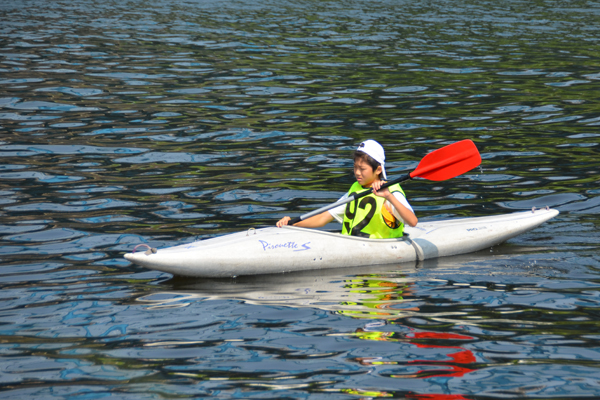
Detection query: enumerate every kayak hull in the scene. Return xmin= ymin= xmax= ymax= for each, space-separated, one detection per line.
xmin=124 ymin=208 xmax=559 ymax=278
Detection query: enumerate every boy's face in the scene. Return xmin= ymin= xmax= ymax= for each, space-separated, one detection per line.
xmin=354 ymin=158 xmax=383 ymax=187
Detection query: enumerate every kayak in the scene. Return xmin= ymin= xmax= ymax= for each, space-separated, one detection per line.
xmin=124 ymin=207 xmax=559 ymax=278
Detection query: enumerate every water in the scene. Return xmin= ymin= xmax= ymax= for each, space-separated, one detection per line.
xmin=1 ymin=0 xmax=600 ymax=398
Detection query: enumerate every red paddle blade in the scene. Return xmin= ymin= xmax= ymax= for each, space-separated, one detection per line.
xmin=410 ymin=139 xmax=481 ymax=181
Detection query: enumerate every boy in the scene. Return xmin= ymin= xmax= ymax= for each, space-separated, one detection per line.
xmin=277 ymin=140 xmax=417 ymax=238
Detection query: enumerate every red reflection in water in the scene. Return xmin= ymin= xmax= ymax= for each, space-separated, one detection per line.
xmin=408 ymin=331 xmax=476 ymax=378
xmin=354 ymin=328 xmax=478 ymax=398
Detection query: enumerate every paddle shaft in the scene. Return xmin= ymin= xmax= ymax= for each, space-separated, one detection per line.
xmin=288 ymin=173 xmax=411 ymax=225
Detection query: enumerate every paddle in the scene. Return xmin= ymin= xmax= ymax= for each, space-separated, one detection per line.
xmin=288 ymin=139 xmax=481 ymax=225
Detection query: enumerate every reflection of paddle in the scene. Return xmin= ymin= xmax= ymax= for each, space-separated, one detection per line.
xmin=289 ymin=139 xmax=481 ymax=225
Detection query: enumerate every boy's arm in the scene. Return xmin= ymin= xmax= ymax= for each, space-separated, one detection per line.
xmin=372 ymin=182 xmax=418 ymax=227
xmin=277 ymin=211 xmax=334 ymax=228
xmin=385 ymin=193 xmax=418 ymax=227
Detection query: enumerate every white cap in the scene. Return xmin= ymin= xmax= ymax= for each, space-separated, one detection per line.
xmin=357 ymin=139 xmax=387 ymax=179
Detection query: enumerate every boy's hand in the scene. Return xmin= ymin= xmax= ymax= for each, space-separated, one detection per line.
xmin=276 ymin=216 xmax=291 ymax=228
xmin=372 ymin=181 xmax=391 ymax=199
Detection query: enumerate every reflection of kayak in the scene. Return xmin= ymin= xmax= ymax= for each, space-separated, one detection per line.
xmin=136 ymin=252 xmax=557 ymax=323
xmin=137 ymin=264 xmax=419 ymax=318
xmin=124 ymin=208 xmax=558 ymax=278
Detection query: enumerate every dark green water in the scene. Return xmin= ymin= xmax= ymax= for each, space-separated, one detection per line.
xmin=1 ymin=0 xmax=599 ymax=398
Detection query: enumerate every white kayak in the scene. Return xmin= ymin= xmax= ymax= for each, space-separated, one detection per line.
xmin=124 ymin=208 xmax=558 ymax=278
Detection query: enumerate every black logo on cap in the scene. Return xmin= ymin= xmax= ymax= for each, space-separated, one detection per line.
xmin=358 ymin=143 xmax=365 ymax=148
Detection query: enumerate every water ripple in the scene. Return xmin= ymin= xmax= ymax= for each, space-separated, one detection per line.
xmin=1 ymin=0 xmax=599 ymax=398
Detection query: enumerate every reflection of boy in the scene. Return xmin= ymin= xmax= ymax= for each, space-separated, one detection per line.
xmin=277 ymin=140 xmax=417 ymax=238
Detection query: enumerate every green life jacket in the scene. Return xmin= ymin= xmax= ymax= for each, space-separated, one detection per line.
xmin=341 ymin=181 xmax=405 ymax=239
